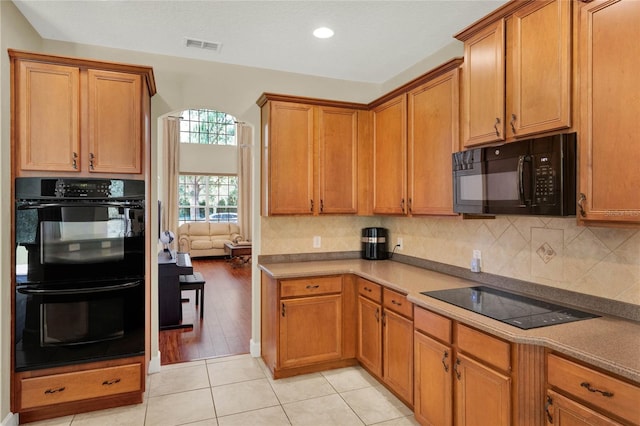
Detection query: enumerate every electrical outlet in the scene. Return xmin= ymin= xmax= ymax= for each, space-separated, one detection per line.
xmin=313 ymin=236 xmax=321 ymax=248
xmin=473 ymin=249 xmax=481 ymax=260
xmin=396 ymin=237 xmax=403 ymax=250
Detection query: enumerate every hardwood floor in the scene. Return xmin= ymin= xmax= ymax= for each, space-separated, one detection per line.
xmin=159 ymin=257 xmax=252 ymax=365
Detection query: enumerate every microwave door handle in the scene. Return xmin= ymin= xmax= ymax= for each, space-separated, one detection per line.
xmin=17 ymin=280 xmax=142 ymax=295
xmin=517 ymin=155 xmax=527 ymax=207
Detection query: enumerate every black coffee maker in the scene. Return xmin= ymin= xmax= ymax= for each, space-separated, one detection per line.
xmin=361 ymin=227 xmax=389 ymax=260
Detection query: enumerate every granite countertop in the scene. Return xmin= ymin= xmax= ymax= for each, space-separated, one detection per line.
xmin=259 ymin=258 xmax=640 ymax=383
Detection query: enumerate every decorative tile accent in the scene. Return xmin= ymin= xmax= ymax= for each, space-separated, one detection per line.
xmin=536 ymin=243 xmax=556 ymax=264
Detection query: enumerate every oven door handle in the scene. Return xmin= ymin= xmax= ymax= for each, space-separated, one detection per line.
xmin=16 ymin=201 xmax=144 ymax=210
xmin=17 ymin=280 xmax=142 ymax=295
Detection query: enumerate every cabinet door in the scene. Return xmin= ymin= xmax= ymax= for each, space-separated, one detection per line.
xmin=383 ymin=309 xmax=413 ymax=404
xmin=462 ymin=19 xmax=505 ymax=147
xmin=578 ymin=0 xmax=640 ymax=223
xmin=87 ymin=70 xmax=142 ymax=174
xmin=265 ymin=101 xmax=315 ymax=215
xmin=372 ymin=94 xmax=407 ymax=215
xmin=407 ymin=69 xmax=459 ymax=216
xmin=357 ymin=296 xmax=382 ymax=377
xmin=545 ymin=390 xmax=624 ymax=426
xmin=454 ymin=353 xmax=511 ymax=426
xmin=414 ymin=331 xmax=452 ymax=426
xmin=506 ymin=0 xmax=571 ymax=138
xmin=17 ymin=61 xmax=80 ymax=172
xmin=318 ymin=106 xmax=358 ymax=214
xmin=279 ymin=294 xmax=342 ymax=368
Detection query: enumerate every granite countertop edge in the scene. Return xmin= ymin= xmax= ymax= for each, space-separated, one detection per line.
xmin=258 ymin=258 xmax=640 ymax=383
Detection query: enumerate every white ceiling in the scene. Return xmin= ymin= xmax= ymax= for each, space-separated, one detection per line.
xmin=12 ymin=0 xmax=509 ymax=84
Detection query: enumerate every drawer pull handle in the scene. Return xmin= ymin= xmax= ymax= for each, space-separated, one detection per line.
xmin=375 ymin=307 xmax=380 ymax=322
xmin=363 ymin=286 xmax=372 ymax=292
xmin=44 ymin=386 xmax=65 ymax=394
xmin=102 ymin=378 xmax=121 ymax=386
xmin=391 ymin=300 xmax=402 ymax=306
xmin=580 ymin=382 xmax=614 ymax=398
xmin=441 ymin=350 xmax=449 ymax=372
xmin=306 ymin=285 xmax=320 ymax=289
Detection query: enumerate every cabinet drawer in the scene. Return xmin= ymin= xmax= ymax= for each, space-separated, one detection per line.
xmin=358 ymin=278 xmax=382 ymax=302
xmin=383 ymin=288 xmax=413 ymax=319
xmin=280 ymin=276 xmax=342 ymax=298
xmin=456 ymin=323 xmax=510 ymax=371
xmin=19 ymin=363 xmax=142 ymax=410
xmin=547 ymin=354 xmax=640 ymax=425
xmin=414 ymin=307 xmax=452 ymax=344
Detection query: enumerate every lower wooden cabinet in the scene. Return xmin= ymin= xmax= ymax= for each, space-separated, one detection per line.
xmin=414 ymin=307 xmax=512 ymax=426
xmin=14 ymin=356 xmax=144 ymax=423
xmin=280 ymin=293 xmax=342 ymax=368
xmin=357 ymin=278 xmax=413 ymax=405
xmin=261 ymin=273 xmax=357 ymax=378
xmin=546 ymin=353 xmax=640 ymax=425
xmin=545 ymin=390 xmax=624 ymax=426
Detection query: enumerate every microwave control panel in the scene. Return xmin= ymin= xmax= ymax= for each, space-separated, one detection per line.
xmin=534 ymin=155 xmax=556 ymax=205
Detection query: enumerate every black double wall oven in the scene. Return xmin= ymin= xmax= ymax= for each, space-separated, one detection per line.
xmin=14 ymin=178 xmax=146 ymax=372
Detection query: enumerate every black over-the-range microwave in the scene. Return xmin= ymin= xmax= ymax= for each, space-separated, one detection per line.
xmin=452 ymin=133 xmax=576 ymax=216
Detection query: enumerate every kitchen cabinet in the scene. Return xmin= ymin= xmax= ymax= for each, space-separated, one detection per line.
xmin=357 ymin=278 xmax=413 ymax=405
xmin=414 ymin=307 xmax=512 ymax=426
xmin=10 ymin=50 xmax=154 ymax=177
xmin=457 ymin=0 xmax=571 ymax=147
xmin=370 ymin=58 xmax=462 ymax=216
xmin=407 ymin=67 xmax=460 ymax=215
xmin=460 ymin=19 xmax=505 ymax=147
xmin=371 ymin=94 xmax=407 ymax=215
xmin=13 ymin=356 xmax=144 ymax=424
xmin=261 ymin=273 xmax=357 ymax=378
xmin=576 ymin=0 xmax=640 ymax=224
xmin=258 ymin=95 xmax=362 ymax=216
xmin=546 ymin=353 xmax=640 ymax=425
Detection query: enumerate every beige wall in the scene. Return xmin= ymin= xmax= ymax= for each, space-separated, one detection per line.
xmin=261 ymin=216 xmax=640 ymax=305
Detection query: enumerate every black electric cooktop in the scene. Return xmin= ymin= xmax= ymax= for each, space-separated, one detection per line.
xmin=421 ymin=286 xmax=599 ymax=330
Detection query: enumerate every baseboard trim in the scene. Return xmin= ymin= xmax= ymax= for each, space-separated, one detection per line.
xmin=148 ymin=350 xmax=162 ymax=374
xmin=2 ymin=412 xmax=18 ymax=426
xmin=249 ymin=338 xmax=260 ymax=358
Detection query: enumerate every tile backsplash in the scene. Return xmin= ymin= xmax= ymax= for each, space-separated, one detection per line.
xmin=261 ymin=215 xmax=640 ymax=305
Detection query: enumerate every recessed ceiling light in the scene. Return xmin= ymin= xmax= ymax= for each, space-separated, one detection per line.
xmin=313 ymin=27 xmax=334 ymax=39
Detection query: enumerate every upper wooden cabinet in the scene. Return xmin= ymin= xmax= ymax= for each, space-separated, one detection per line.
xmin=258 ymin=95 xmax=362 ymax=216
xmin=457 ymin=0 xmax=572 ymax=147
xmin=461 ymin=19 xmax=506 ymax=147
xmin=407 ymin=67 xmax=460 ymax=216
xmin=10 ymin=50 xmax=155 ymax=177
xmin=506 ymin=0 xmax=571 ymax=139
xmin=370 ymin=58 xmax=462 ymax=217
xmin=372 ymin=94 xmax=407 ymax=215
xmin=577 ymin=0 xmax=640 ymax=224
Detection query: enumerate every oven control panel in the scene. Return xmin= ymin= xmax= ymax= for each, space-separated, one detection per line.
xmin=16 ymin=177 xmax=145 ymax=199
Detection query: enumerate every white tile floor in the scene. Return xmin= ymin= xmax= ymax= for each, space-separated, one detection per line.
xmin=24 ymin=354 xmax=420 ymax=426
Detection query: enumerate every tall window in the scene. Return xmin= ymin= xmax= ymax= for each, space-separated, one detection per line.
xmin=178 ymin=108 xmax=238 ymax=224
xmin=178 ymin=175 xmax=238 ymax=223
xmin=180 ymin=108 xmax=236 ymax=145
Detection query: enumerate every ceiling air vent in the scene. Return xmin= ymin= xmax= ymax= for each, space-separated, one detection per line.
xmin=184 ymin=37 xmax=222 ymax=52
